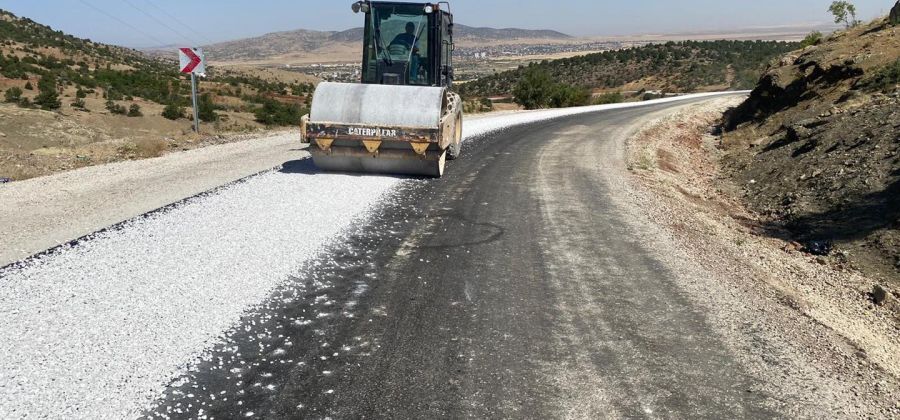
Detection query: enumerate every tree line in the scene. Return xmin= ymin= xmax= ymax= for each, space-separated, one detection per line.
xmin=459 ymin=40 xmax=800 ymax=109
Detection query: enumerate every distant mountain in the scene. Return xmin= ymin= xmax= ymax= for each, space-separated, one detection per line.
xmin=203 ymin=24 xmax=572 ymax=62
xmin=454 ymin=25 xmax=571 ymax=40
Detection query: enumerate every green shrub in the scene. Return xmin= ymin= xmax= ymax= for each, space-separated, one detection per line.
xmin=75 ymin=88 xmax=87 ymax=99
xmin=105 ymin=99 xmax=126 ymax=115
xmin=593 ymin=91 xmax=624 ymax=105
xmin=862 ymin=59 xmax=900 ymax=92
xmin=254 ymin=99 xmax=304 ymax=126
xmin=4 ymin=86 xmax=23 ymax=103
xmin=105 ymin=89 xmax=124 ymax=101
xmin=24 ymin=81 xmax=33 ymax=90
xmin=71 ymin=97 xmax=86 ymax=109
xmin=800 ymin=31 xmax=823 ymax=48
xmin=162 ymin=103 xmax=184 ymax=120
xmin=513 ymin=65 xmax=599 ymax=109
xmin=549 ymin=84 xmax=591 ymax=108
xmin=197 ymin=93 xmax=218 ymax=122
xmin=127 ymin=103 xmax=142 ymax=117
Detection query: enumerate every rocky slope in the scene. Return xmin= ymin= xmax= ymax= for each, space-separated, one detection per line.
xmin=722 ymin=14 xmax=900 ymax=285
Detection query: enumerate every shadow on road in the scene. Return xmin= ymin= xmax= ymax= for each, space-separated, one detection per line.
xmin=279 ymin=159 xmax=320 ymax=175
xmin=278 ymin=159 xmax=430 ymax=181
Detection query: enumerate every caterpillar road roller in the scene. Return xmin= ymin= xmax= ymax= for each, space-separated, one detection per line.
xmin=300 ymin=1 xmax=462 ymax=177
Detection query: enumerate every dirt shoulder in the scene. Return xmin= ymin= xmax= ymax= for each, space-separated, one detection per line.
xmin=0 ymin=130 xmax=307 ymax=268
xmin=622 ymin=98 xmax=900 ymax=416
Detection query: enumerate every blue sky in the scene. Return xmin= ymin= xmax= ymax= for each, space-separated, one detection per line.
xmin=0 ymin=0 xmax=894 ymax=48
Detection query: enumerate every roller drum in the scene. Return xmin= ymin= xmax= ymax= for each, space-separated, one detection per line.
xmin=306 ymin=82 xmax=460 ymax=177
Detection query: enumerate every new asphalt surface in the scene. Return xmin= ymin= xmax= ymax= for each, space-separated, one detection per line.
xmin=149 ymin=96 xmax=780 ymax=419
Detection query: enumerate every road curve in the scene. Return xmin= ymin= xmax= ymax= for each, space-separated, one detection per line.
xmin=148 ymin=94 xmax=790 ymax=419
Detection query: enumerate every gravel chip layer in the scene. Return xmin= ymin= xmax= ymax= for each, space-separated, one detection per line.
xmin=0 ymin=172 xmax=401 ymax=418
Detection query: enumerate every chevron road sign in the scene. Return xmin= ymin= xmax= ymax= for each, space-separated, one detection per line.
xmin=178 ymin=47 xmax=206 ymax=132
xmin=178 ymin=47 xmax=205 ymax=74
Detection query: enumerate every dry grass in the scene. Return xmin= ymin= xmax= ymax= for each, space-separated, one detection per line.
xmin=118 ymin=138 xmax=169 ymax=159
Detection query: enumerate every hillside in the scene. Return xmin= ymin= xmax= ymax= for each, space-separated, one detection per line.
xmin=721 ymin=16 xmax=900 ymax=284
xmin=0 ymin=9 xmax=312 ymax=181
xmin=457 ymin=40 xmax=800 ymax=100
xmin=203 ymin=24 xmax=571 ymax=63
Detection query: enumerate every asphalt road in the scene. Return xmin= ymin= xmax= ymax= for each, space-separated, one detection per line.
xmin=149 ymin=96 xmax=781 ymax=419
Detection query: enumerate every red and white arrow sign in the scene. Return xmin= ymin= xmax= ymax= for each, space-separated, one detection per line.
xmin=178 ymin=47 xmax=205 ymax=74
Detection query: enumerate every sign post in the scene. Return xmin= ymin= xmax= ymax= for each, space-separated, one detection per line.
xmin=178 ymin=47 xmax=206 ymax=133
xmin=190 ymin=72 xmax=200 ymax=133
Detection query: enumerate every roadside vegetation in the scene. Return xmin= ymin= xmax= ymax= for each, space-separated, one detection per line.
xmin=0 ymin=8 xmax=311 ymax=126
xmin=459 ymin=40 xmax=800 ymax=109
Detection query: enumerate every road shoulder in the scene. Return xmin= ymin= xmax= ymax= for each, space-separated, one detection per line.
xmin=0 ymin=130 xmax=307 ymax=267
xmin=620 ymin=98 xmax=900 ymax=417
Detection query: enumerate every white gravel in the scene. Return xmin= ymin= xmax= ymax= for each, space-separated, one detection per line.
xmin=0 ymin=130 xmax=306 ymax=267
xmin=0 ymin=92 xmax=739 ymax=418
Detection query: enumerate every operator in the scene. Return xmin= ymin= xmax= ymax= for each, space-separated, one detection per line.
xmin=390 ymin=22 xmax=419 ymax=51
xmin=390 ymin=22 xmax=425 ymax=81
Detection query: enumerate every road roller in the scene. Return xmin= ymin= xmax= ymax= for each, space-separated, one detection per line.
xmin=300 ymin=1 xmax=463 ymax=177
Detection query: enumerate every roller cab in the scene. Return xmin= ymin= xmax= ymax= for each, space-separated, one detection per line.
xmin=300 ymin=2 xmax=462 ymax=177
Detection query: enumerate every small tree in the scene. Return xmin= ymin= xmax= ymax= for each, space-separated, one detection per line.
xmin=34 ymin=75 xmax=61 ymax=110
xmin=127 ymin=103 xmax=142 ymax=117
xmin=106 ymin=89 xmax=124 ymax=101
xmin=513 ymin=66 xmax=554 ymax=109
xmin=162 ymin=103 xmax=184 ymax=120
xmin=197 ymin=93 xmax=219 ymax=122
xmin=829 ymin=1 xmax=858 ymax=28
xmin=4 ymin=86 xmax=23 ymax=103
xmin=75 ymin=88 xmax=87 ymax=99
xmin=24 ymin=81 xmax=33 ymax=90
xmin=71 ymin=98 xmax=86 ymax=109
